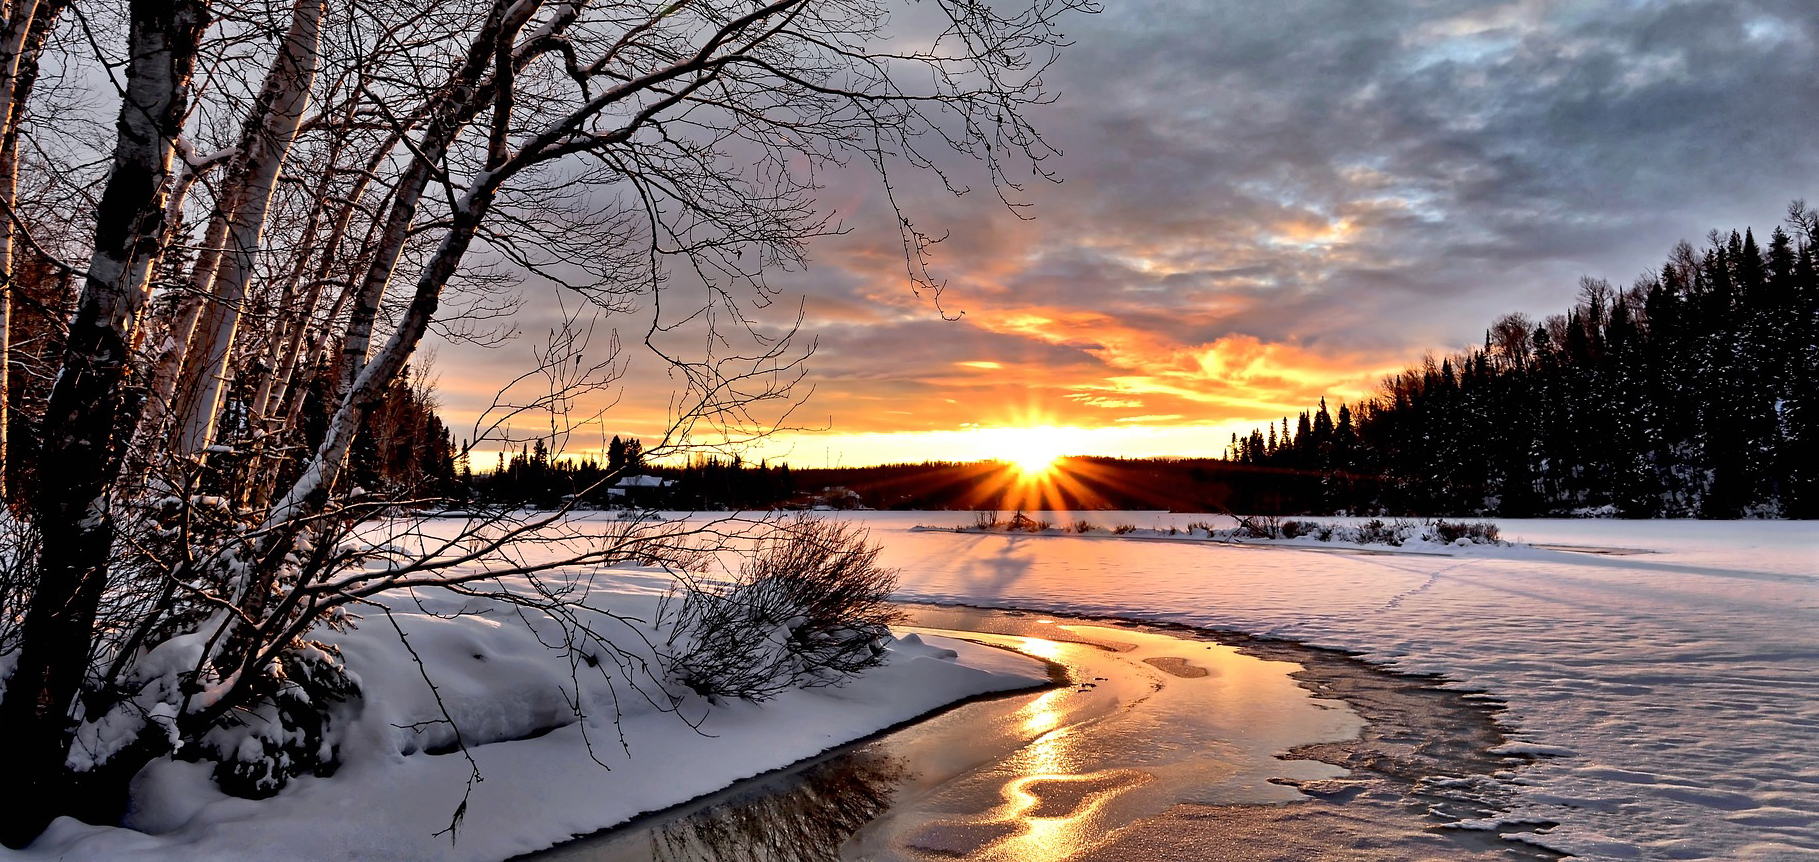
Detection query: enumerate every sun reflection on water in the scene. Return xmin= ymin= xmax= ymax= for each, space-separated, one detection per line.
xmin=1018 ymin=689 xmax=1067 ymax=736
xmin=973 ymin=675 xmax=1155 ymax=862
xmin=1015 ymin=635 xmax=1066 ymax=662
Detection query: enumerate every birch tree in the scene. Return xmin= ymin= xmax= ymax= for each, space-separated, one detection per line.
xmin=0 ymin=0 xmax=209 ymax=843
xmin=0 ymin=0 xmax=71 ymax=502
xmin=0 ymin=0 xmax=1087 ymax=844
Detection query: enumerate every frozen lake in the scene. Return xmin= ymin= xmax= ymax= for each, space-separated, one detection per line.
xmin=844 ymin=513 xmax=1819 ymax=861
xmin=530 ymin=602 xmax=1566 ymax=861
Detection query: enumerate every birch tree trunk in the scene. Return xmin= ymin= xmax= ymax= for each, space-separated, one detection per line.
xmin=0 ymin=2 xmax=26 ymax=504
xmin=0 ymin=0 xmax=209 ymax=846
xmin=129 ymin=143 xmax=232 ymax=457
xmin=332 ymin=0 xmax=561 ymax=403
xmin=242 ymin=0 xmax=538 ymax=621
xmin=171 ymin=0 xmax=324 ymax=457
xmin=141 ymin=201 xmax=228 ymax=443
xmin=0 ymin=0 xmax=69 ymax=503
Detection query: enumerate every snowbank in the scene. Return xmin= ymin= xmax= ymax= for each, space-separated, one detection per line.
xmin=8 ymin=563 xmax=1046 ymax=862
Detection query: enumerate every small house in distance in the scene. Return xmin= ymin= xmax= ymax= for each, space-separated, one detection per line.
xmin=607 ymin=474 xmax=676 ymax=508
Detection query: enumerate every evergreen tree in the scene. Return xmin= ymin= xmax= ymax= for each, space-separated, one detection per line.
xmin=1220 ymin=206 xmax=1816 ymax=518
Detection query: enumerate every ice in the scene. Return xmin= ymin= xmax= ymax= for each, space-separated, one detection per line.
xmin=864 ymin=512 xmax=1819 ymax=861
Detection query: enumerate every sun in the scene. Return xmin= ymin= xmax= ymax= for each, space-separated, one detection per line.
xmin=1012 ymin=449 xmax=1063 ymax=478
xmin=1007 ymin=429 xmax=1070 ymax=479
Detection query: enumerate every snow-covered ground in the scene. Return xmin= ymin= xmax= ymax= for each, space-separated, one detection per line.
xmin=868 ymin=512 xmax=1819 ymax=861
xmin=8 ymin=513 xmax=1814 ymax=862
xmin=8 ymin=559 xmax=1047 ymax=862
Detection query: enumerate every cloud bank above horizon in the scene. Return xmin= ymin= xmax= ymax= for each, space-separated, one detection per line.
xmin=434 ymin=0 xmax=1819 ymax=466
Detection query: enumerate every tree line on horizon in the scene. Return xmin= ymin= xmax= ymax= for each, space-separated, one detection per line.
xmin=467 ymin=437 xmax=798 ymax=511
xmin=1225 ymin=204 xmax=1819 ymax=519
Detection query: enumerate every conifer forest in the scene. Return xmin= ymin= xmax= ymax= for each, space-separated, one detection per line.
xmin=1226 ymin=209 xmax=1819 ymax=519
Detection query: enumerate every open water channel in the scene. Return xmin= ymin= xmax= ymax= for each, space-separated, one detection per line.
xmin=525 ymin=605 xmax=1557 ymax=862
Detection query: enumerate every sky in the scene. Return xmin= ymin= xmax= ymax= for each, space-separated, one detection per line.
xmin=430 ymin=0 xmax=1819 ymax=468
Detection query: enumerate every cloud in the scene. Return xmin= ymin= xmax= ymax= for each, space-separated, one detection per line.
xmin=430 ymin=0 xmax=1819 ymax=464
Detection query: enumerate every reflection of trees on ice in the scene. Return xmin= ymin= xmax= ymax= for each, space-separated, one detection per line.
xmin=651 ymin=750 xmax=909 ymax=862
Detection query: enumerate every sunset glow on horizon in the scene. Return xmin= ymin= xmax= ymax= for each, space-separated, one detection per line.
xmin=428 ymin=0 xmax=1817 ymax=470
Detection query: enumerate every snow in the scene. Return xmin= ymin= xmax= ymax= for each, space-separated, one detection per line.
xmin=8 ymin=560 xmax=1046 ymax=862
xmin=7 ymin=512 xmax=1814 ymax=862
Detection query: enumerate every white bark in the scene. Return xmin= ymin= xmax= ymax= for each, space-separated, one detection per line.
xmin=173 ymin=0 xmax=324 ymax=456
xmin=0 ymin=0 xmax=62 ymax=500
xmin=0 ymin=2 xmax=30 ymax=502
xmin=140 ymin=201 xmax=226 ymax=439
xmin=333 ymin=0 xmax=573 ymax=401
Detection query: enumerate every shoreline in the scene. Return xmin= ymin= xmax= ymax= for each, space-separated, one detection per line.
xmin=530 ymin=602 xmax=1566 ymax=861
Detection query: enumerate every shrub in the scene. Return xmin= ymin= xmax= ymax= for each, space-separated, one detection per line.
xmin=659 ymin=518 xmax=902 ymax=702
xmin=1070 ymin=519 xmax=1093 ymax=534
xmin=971 ymin=511 xmax=1001 ymax=530
xmin=1112 ymin=523 xmax=1138 ymax=535
xmin=205 ymin=640 xmax=360 ymax=798
xmin=1432 ymin=519 xmax=1501 ymax=544
xmin=1234 ymin=514 xmax=1281 ymax=539
xmin=1006 ymin=511 xmax=1049 ymax=532
xmin=1355 ymin=518 xmax=1396 ymax=545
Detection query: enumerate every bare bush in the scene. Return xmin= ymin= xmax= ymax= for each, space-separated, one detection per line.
xmin=1005 ymin=511 xmax=1049 ymax=533
xmin=659 ymin=519 xmax=902 ymax=702
xmin=1355 ymin=518 xmax=1398 ymax=546
xmin=1433 ymin=519 xmax=1502 ymax=544
xmin=1234 ymin=514 xmax=1282 ymax=539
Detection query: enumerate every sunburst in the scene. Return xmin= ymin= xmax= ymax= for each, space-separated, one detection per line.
xmin=1006 ymin=429 xmax=1070 ymax=480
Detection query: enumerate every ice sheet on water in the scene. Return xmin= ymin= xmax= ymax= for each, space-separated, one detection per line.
xmin=857 ymin=512 xmax=1819 ymax=862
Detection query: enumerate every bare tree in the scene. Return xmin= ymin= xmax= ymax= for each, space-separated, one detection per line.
xmin=0 ymin=0 xmax=1087 ymax=844
xmin=0 ymin=0 xmax=72 ymax=503
xmin=0 ymin=0 xmax=210 ymax=843
xmin=1489 ymin=311 xmax=1532 ymax=370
